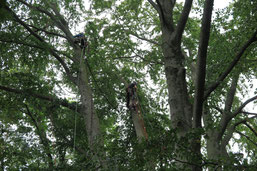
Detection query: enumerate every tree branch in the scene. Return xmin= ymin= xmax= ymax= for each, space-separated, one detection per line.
xmin=24 ymin=104 xmax=53 ymax=168
xmin=212 ymin=106 xmax=223 ymax=114
xmin=232 ymin=95 xmax=257 ymax=117
xmin=27 ymin=24 xmax=67 ymax=39
xmin=221 ymin=116 xmax=257 ymax=148
xmin=0 ymin=38 xmax=73 ymax=61
xmin=244 ymin=122 xmax=257 ymax=137
xmin=224 ymin=74 xmax=239 ymax=112
xmin=236 ymin=131 xmax=257 ymax=147
xmin=174 ymin=0 xmax=193 ymax=45
xmin=193 ymin=0 xmax=214 ymax=128
xmin=0 ymin=85 xmax=77 ymax=111
xmin=204 ymin=29 xmax=257 ymax=99
xmin=221 ymin=118 xmax=246 ymax=147
xmin=0 ymin=38 xmax=45 ymax=50
xmin=129 ymin=32 xmax=160 ymax=46
xmin=5 ymin=5 xmax=77 ymax=84
xmin=16 ymin=0 xmax=75 ymax=47
xmin=156 ymin=0 xmax=175 ymax=31
xmin=218 ymin=111 xmax=257 ymax=142
xmin=47 ymin=2 xmax=75 ymax=46
xmin=242 ymin=111 xmax=257 ymax=116
xmin=147 ymin=0 xmax=160 ymax=14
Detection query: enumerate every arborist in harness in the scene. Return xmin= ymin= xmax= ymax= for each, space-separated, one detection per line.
xmin=73 ymin=33 xmax=88 ymax=48
xmin=126 ymin=82 xmax=137 ymax=110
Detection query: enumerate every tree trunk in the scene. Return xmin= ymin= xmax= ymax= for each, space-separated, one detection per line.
xmin=206 ymin=131 xmax=229 ymax=171
xmin=131 ymin=108 xmax=148 ymax=143
xmin=76 ymin=49 xmax=107 ymax=170
xmin=154 ymin=2 xmax=193 ymax=169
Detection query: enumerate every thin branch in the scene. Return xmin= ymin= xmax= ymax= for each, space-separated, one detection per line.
xmin=5 ymin=5 xmax=77 ymax=84
xmin=0 ymin=85 xmax=77 ymax=111
xmin=174 ymin=0 xmax=193 ymax=45
xmin=27 ymin=24 xmax=67 ymax=39
xmin=242 ymin=111 xmax=257 ymax=116
xmin=213 ymin=106 xmax=223 ymax=114
xmin=218 ymin=96 xmax=257 ymax=141
xmin=130 ymin=32 xmax=160 ymax=46
xmin=244 ymin=122 xmax=257 ymax=137
xmin=0 ymin=38 xmax=73 ymax=60
xmin=47 ymin=2 xmax=75 ymax=45
xmin=236 ymin=131 xmax=257 ymax=147
xmin=16 ymin=0 xmax=75 ymax=47
xmin=0 ymin=39 xmax=45 ymax=50
xmin=221 ymin=115 xmax=257 ymax=149
xmin=219 ymin=114 xmax=257 ymax=143
xmin=16 ymin=0 xmax=55 ymax=23
xmin=232 ymin=95 xmax=257 ymax=117
xmin=204 ymin=29 xmax=257 ymax=99
xmin=147 ymin=0 xmax=160 ymax=13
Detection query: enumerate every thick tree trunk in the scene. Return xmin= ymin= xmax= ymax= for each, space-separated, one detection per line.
xmin=164 ymin=51 xmax=192 ymax=132
xmin=206 ymin=132 xmax=229 ymax=171
xmin=161 ymin=27 xmax=193 ymax=170
xmin=73 ymin=48 xmax=101 ymax=147
xmin=78 ymin=75 xmax=100 ymax=146
xmin=155 ymin=1 xmax=193 ymax=169
xmin=163 ymin=41 xmax=193 ymax=170
xmin=76 ymin=49 xmax=106 ymax=170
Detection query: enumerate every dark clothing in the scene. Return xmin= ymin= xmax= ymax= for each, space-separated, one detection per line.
xmin=73 ymin=33 xmax=84 ymax=38
xmin=73 ymin=33 xmax=87 ymax=48
xmin=126 ymin=82 xmax=137 ymax=110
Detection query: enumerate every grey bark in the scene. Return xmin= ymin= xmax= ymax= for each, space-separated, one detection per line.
xmin=204 ymin=75 xmax=239 ymax=169
xmin=148 ymin=0 xmax=194 ymax=169
xmin=77 ymin=57 xmax=101 ymax=146
xmin=131 ymin=109 xmax=148 ymax=142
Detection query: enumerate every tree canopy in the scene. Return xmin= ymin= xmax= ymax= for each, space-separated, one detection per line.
xmin=0 ymin=0 xmax=256 ymax=170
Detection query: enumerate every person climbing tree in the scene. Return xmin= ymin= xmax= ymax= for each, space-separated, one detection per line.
xmin=126 ymin=82 xmax=148 ymax=141
xmin=73 ymin=33 xmax=88 ymax=48
xmin=126 ymin=82 xmax=137 ymax=110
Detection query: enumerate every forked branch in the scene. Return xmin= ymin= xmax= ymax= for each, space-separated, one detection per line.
xmin=0 ymin=85 xmax=77 ymax=111
xmin=204 ymin=29 xmax=257 ymax=99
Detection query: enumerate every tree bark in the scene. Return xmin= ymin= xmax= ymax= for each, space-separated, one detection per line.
xmin=130 ymin=104 xmax=148 ymax=142
xmin=148 ymin=0 xmax=194 ymax=169
xmin=192 ymin=0 xmax=214 ymax=170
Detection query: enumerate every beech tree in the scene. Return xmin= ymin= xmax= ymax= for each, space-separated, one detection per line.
xmin=0 ymin=0 xmax=256 ymax=170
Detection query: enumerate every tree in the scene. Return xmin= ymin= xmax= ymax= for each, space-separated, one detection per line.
xmin=0 ymin=0 xmax=256 ymax=170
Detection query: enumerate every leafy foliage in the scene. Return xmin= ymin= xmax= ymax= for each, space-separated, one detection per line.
xmin=0 ymin=0 xmax=256 ymax=170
